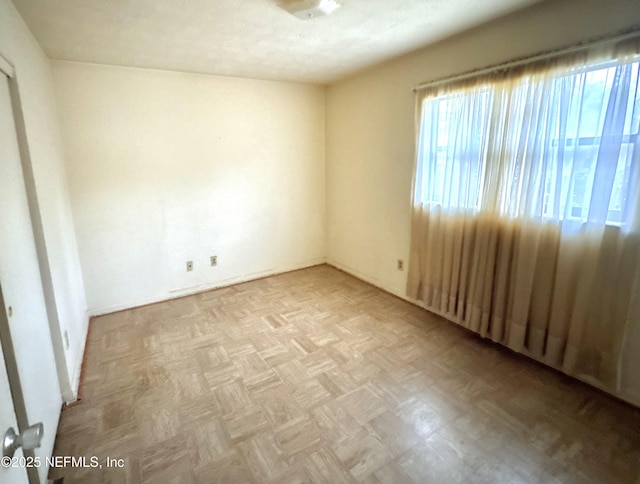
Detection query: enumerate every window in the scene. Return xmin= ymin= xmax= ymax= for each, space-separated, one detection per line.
xmin=415 ymin=56 xmax=640 ymax=228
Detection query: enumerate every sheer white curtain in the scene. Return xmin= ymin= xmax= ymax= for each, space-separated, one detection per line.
xmin=408 ymin=40 xmax=640 ymax=388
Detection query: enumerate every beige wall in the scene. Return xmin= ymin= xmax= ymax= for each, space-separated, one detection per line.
xmin=0 ymin=0 xmax=87 ymax=404
xmin=52 ymin=61 xmax=326 ymax=314
xmin=325 ymin=0 xmax=640 ymax=404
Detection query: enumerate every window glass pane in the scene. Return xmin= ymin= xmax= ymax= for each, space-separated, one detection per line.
xmin=416 ymin=58 xmax=639 ymax=227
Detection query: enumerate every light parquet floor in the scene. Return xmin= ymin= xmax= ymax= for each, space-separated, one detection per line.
xmin=50 ymin=265 xmax=640 ymax=483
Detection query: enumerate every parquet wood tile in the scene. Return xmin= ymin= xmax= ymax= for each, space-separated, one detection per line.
xmin=50 ymin=265 xmax=640 ymax=483
xmin=299 ymin=448 xmax=353 ymax=484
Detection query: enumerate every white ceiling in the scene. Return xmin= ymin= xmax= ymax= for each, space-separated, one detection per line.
xmin=13 ymin=0 xmax=541 ymax=84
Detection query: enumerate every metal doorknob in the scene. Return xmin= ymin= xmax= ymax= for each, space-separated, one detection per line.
xmin=2 ymin=422 xmax=44 ymax=458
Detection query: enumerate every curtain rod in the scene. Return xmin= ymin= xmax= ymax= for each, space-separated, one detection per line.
xmin=412 ymin=29 xmax=640 ymax=93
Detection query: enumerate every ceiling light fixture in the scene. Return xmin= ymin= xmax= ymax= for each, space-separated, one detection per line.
xmin=282 ymin=0 xmax=342 ymax=20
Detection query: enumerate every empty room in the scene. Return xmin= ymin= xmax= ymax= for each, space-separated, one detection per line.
xmin=1 ymin=0 xmax=640 ymax=482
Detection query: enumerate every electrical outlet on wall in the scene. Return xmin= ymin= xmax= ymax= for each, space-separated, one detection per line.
xmin=397 ymin=259 xmax=404 ymax=271
xmin=210 ymin=255 xmax=217 ymax=267
xmin=186 ymin=260 xmax=193 ymax=272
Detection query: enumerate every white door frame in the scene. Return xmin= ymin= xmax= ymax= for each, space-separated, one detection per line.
xmin=0 ymin=52 xmax=74 ymax=403
xmin=0 ymin=50 xmax=38 ymax=484
xmin=0 ymin=52 xmax=65 ymax=483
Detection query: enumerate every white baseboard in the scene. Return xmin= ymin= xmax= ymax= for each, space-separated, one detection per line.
xmin=76 ymin=257 xmax=639 ymax=409
xmin=87 ymin=258 xmax=326 ymax=317
xmin=326 ymin=259 xmax=409 ymax=302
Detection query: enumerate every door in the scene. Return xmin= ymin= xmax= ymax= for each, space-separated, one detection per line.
xmin=0 ymin=324 xmax=28 ymax=484
xmin=0 ymin=68 xmax=62 ymax=482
